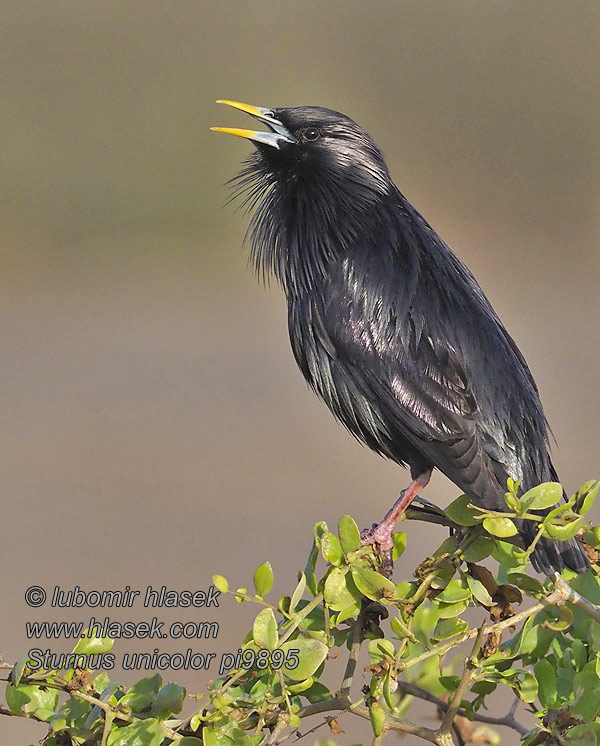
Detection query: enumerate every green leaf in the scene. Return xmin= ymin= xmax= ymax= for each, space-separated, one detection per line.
xmin=72 ymin=630 xmax=114 ymax=656
xmin=466 ymin=576 xmax=494 ymax=606
xmin=286 ymin=676 xmax=314 ymax=693
xmin=483 ymin=516 xmax=518 ymax=537
xmin=202 ymin=728 xmax=235 ymax=746
xmin=152 ymin=682 xmax=186 ymax=719
xmin=212 ymin=575 xmax=229 ymax=593
xmin=432 ymin=616 xmax=468 ymax=641
xmin=392 ymin=531 xmax=407 ymax=560
xmin=289 ymin=572 xmax=306 ymax=613
xmin=369 ymin=702 xmax=386 ymax=737
xmin=583 ymin=527 xmax=600 ymax=548
xmin=280 ymin=638 xmax=328 ymax=681
xmin=436 ymin=579 xmax=472 ymax=603
xmin=252 ymin=608 xmax=278 ymax=650
xmin=120 ymin=674 xmax=162 ymax=712
xmin=534 ymin=658 xmax=557 ymax=709
xmin=305 ymin=521 xmax=328 ymax=595
xmin=172 ymin=739 xmax=204 ymax=746
xmin=461 ymin=536 xmax=495 ymax=562
xmin=506 ymin=573 xmax=545 ymax=596
xmin=520 ymin=624 xmax=554 ymax=660
xmin=368 ymin=638 xmax=396 ymax=664
xmin=11 ymin=658 xmax=29 ymax=686
xmin=394 ymin=581 xmax=417 ymax=600
xmin=519 ymin=482 xmax=563 ymax=512
xmin=542 ymin=515 xmax=584 ymax=541
xmin=302 ymin=680 xmax=332 ymax=703
xmin=492 ymin=540 xmax=527 ymax=569
xmin=572 ymin=668 xmax=600 ymax=721
xmin=434 ymin=535 xmax=459 ymax=557
xmin=107 ymin=718 xmax=164 ymax=746
xmin=321 ymin=532 xmax=343 ymax=566
xmin=253 ymin=561 xmax=274 ymax=597
xmin=383 ymin=667 xmax=396 ymax=710
xmin=471 ymin=680 xmax=497 ymax=695
xmin=483 ymin=616 xmax=533 ymax=665
xmin=436 ymin=599 xmax=469 ymax=618
xmin=351 ymin=565 xmax=397 ymax=601
xmin=564 ymin=724 xmax=600 ymax=746
xmin=93 ymin=671 xmax=111 ymax=694
xmin=5 ymin=682 xmax=59 ymax=719
xmin=505 ymin=670 xmax=538 ymax=703
xmin=324 ymin=567 xmax=347 ymax=604
xmin=391 ymin=615 xmax=418 ymax=641
xmin=439 ymin=675 xmax=460 ymax=691
xmin=571 ymin=639 xmax=587 ymax=671
xmin=574 ymin=480 xmax=600 ymax=515
xmin=445 ymin=494 xmax=479 ymax=526
xmin=338 ymin=514 xmax=361 ymax=554
xmin=504 ymin=489 xmax=520 ymax=512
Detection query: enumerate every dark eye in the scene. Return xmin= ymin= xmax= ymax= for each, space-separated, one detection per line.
xmin=303 ymin=127 xmax=321 ymax=142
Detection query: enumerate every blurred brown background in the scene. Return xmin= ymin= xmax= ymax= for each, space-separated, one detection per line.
xmin=1 ymin=1 xmax=599 ymax=743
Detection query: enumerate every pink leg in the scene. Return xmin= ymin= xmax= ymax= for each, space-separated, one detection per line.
xmin=361 ymin=469 xmax=433 ymax=551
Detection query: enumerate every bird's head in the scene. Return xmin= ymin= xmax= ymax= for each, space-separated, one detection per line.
xmin=212 ymin=100 xmax=395 ymax=291
xmin=212 ymin=100 xmax=392 ymax=198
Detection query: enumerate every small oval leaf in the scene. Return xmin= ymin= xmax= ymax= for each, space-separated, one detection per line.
xmin=252 ymin=608 xmax=278 ymax=650
xmin=289 ymin=572 xmax=306 ymax=613
xmin=466 ymin=576 xmax=494 ymax=607
xmin=392 ymin=531 xmax=407 ymax=560
xmin=280 ymin=638 xmax=328 ymax=681
xmin=321 ymin=532 xmax=343 ymax=566
xmin=253 ymin=561 xmax=274 ymax=597
xmin=338 ymin=514 xmax=361 ymax=554
xmin=520 ymin=482 xmax=563 ymax=512
xmin=542 ymin=516 xmax=584 ymax=541
xmin=534 ymin=658 xmax=557 ymax=709
xmin=445 ymin=494 xmax=480 ymax=526
xmin=483 ymin=516 xmax=518 ymax=537
xmin=324 ymin=567 xmax=347 ymax=605
xmin=212 ymin=575 xmax=229 ymax=593
xmin=461 ymin=537 xmax=495 ymax=562
xmin=436 ymin=579 xmax=472 ymax=603
xmin=351 ymin=566 xmax=397 ymax=601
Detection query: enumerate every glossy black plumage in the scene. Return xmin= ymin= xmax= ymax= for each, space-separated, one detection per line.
xmin=214 ymin=102 xmax=588 ymax=575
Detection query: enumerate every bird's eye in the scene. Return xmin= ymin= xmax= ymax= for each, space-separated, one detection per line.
xmin=303 ymin=127 xmax=321 ymax=142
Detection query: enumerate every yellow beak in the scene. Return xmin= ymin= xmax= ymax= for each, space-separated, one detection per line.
xmin=211 ymin=100 xmax=296 ymax=149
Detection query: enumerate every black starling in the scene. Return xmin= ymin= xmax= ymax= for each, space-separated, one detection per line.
xmin=212 ymin=100 xmax=588 ymax=575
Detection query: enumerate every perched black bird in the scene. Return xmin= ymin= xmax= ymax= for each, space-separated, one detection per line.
xmin=212 ymin=100 xmax=588 ymax=575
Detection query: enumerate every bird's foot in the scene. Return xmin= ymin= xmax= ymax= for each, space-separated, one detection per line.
xmin=359 ymin=524 xmax=395 ymax=579
xmin=360 ymin=522 xmax=395 ymax=551
xmin=360 ymin=469 xmax=433 ymax=578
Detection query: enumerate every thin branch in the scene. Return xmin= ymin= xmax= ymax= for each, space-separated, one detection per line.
xmin=437 ymin=625 xmax=486 ymax=743
xmin=1 ymin=676 xmax=180 ymax=741
xmin=395 ymin=681 xmax=528 ymax=736
xmin=293 ymin=697 xmax=439 ymax=743
xmin=278 ymin=593 xmax=324 ymax=645
xmin=339 ymin=602 xmax=368 ymax=697
xmin=0 ymin=705 xmax=47 ymax=723
xmin=292 ymin=714 xmax=341 ymax=743
xmin=264 ymin=713 xmax=291 ymax=745
xmin=553 ymin=573 xmax=600 ymax=624
xmin=399 ymin=592 xmax=551 ymax=674
xmin=404 ymin=505 xmax=455 ymax=528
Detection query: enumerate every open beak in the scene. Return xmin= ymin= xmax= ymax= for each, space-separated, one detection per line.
xmin=211 ymin=100 xmax=296 ymax=149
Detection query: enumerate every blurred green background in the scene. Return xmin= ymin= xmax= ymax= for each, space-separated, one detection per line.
xmin=2 ymin=2 xmax=599 ymax=743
